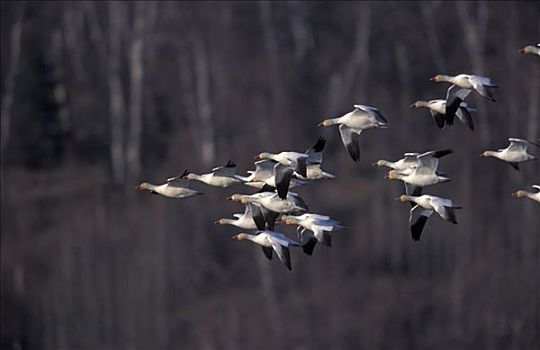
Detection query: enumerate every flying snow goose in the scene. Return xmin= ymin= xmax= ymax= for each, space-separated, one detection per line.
xmin=235 ymin=191 xmax=307 ymax=215
xmin=214 ymin=203 xmax=266 ymax=230
xmin=318 ymin=104 xmax=389 ymax=162
xmin=296 ymin=137 xmax=335 ymax=180
xmin=135 ymin=176 xmax=202 ymax=199
xmin=254 ymin=138 xmax=326 ymax=179
xmin=377 ymin=149 xmax=452 ymax=199
xmin=397 ymin=194 xmax=461 ymax=241
xmin=180 ymin=161 xmax=242 ymax=187
xmin=411 ymin=87 xmax=475 ymax=130
xmin=232 ymin=231 xmax=301 ymax=270
xmin=480 ymin=138 xmax=539 ymax=170
xmin=512 ymin=185 xmax=540 ymax=203
xmin=385 ymin=158 xmax=451 ymax=188
xmin=431 ymin=74 xmax=498 ymax=102
xmin=519 ymin=44 xmax=540 ymax=56
xmin=236 ymin=160 xmax=298 ymax=199
xmin=280 ymin=213 xmax=345 ymax=248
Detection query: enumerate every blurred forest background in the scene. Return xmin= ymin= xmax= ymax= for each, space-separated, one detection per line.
xmin=1 ymin=1 xmax=539 ymax=349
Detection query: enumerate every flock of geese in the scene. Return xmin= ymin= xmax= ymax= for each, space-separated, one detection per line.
xmin=136 ymin=44 xmax=539 ymax=271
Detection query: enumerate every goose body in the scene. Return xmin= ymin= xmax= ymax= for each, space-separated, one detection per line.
xmin=236 ymin=160 xmax=297 ymax=199
xmin=182 ymin=161 xmax=242 ymax=187
xmin=135 ymin=178 xmax=202 ymax=199
xmin=520 ymin=44 xmax=540 ymax=56
xmin=281 ymin=213 xmax=344 ymax=247
xmin=319 ymin=104 xmax=389 ymax=161
xmin=512 ymin=185 xmax=540 ymax=203
xmin=480 ymin=138 xmax=538 ymax=170
xmin=215 ymin=204 xmax=264 ymax=230
xmin=411 ymin=87 xmax=475 ymax=130
xmin=233 ymin=231 xmax=301 ymax=270
xmin=431 ymin=74 xmax=498 ymax=102
xmin=398 ymin=194 xmax=460 ymax=241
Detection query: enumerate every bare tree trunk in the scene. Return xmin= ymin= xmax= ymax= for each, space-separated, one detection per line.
xmin=420 ymin=2 xmax=446 ymax=72
xmin=108 ymin=1 xmax=127 ymax=185
xmin=193 ymin=38 xmax=216 ymax=166
xmin=126 ymin=2 xmax=152 ymax=182
xmin=340 ymin=3 xmax=371 ymax=104
xmin=1 ymin=2 xmax=25 ymax=154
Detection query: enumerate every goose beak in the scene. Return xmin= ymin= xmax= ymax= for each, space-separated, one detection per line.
xmin=384 ymin=173 xmax=390 ymax=179
xmin=372 ymin=161 xmax=378 ymax=166
xmin=479 ymin=153 xmax=485 ymax=157
xmin=226 ymin=196 xmax=233 ymax=200
xmin=519 ymin=48 xmax=525 ymax=53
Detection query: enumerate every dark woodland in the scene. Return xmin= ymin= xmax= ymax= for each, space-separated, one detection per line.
xmin=1 ymin=1 xmax=539 ymax=349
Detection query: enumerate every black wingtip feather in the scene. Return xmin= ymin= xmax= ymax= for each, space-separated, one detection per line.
xmin=224 ymin=160 xmax=236 ymax=168
xmin=347 ymin=144 xmax=360 ymax=162
xmin=302 ymin=238 xmax=318 ymax=256
xmin=311 ymin=137 xmax=327 ymax=152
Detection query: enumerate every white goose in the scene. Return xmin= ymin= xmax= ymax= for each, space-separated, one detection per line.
xmin=431 ymin=74 xmax=498 ymax=102
xmin=236 ymin=191 xmax=307 ymax=215
xmin=411 ymin=87 xmax=475 ymax=130
xmin=374 ymin=149 xmax=452 ymax=176
xmin=512 ymin=185 xmax=540 ymax=203
xmin=135 ymin=177 xmax=202 ymax=199
xmin=383 ymin=150 xmax=452 ymax=198
xmin=319 ymin=104 xmax=389 ymax=162
xmin=232 ymin=231 xmax=301 ymax=270
xmin=519 ymin=44 xmax=540 ymax=57
xmin=480 ymin=138 xmax=539 ymax=170
xmin=255 ymin=139 xmax=325 ymax=179
xmin=236 ymin=160 xmax=299 ymax=199
xmin=215 ymin=204 xmax=265 ymax=230
xmin=280 ymin=213 xmax=344 ymax=247
xmin=397 ymin=194 xmax=461 ymax=241
xmin=181 ymin=161 xmax=242 ymax=187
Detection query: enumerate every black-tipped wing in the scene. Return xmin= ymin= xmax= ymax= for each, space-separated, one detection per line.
xmin=260 ymin=206 xmax=279 ymax=230
xmin=455 ymin=107 xmax=474 ymax=131
xmin=212 ymin=161 xmax=237 ymax=177
xmin=445 ymin=87 xmax=471 ymax=118
xmin=272 ymin=244 xmax=292 ymax=270
xmin=301 ymin=236 xmax=318 ymax=256
xmin=429 ymin=110 xmax=446 ymax=128
xmin=274 ymin=163 xmax=293 ymax=199
xmin=508 ymin=162 xmax=520 ymax=171
xmin=250 ymin=204 xmax=267 ymax=231
xmin=295 ymin=157 xmax=307 ymax=178
xmin=306 ymin=137 xmax=326 ymax=164
xmin=409 ymin=205 xmax=433 ymax=241
xmin=339 ymin=125 xmax=361 ymax=161
xmin=261 ymin=246 xmax=273 ymax=260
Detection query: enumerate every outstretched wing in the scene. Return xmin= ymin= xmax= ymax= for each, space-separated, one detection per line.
xmin=507 ymin=138 xmax=529 ymax=152
xmin=429 ymin=110 xmax=446 ymax=128
xmin=306 ymin=137 xmax=326 ymax=164
xmin=272 ymin=244 xmax=292 ymax=270
xmin=354 ymin=104 xmax=389 ymax=124
xmin=274 ymin=163 xmax=293 ymax=199
xmin=212 ymin=160 xmax=237 ymax=177
xmin=339 ymin=125 xmax=361 ymax=161
xmin=409 ymin=205 xmax=433 ymax=241
xmin=455 ymin=107 xmax=474 ymax=131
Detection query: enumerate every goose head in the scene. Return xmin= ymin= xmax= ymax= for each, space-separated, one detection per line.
xmin=512 ymin=190 xmax=527 ymax=198
xmin=318 ymin=119 xmax=332 ymax=127
xmin=255 ymin=152 xmax=269 ymax=160
xmin=180 ymin=169 xmax=194 ymax=179
xmin=384 ymin=170 xmax=400 ymax=180
xmin=135 ymin=182 xmax=152 ymax=191
xmin=372 ymin=160 xmax=387 ymax=167
xmin=232 ymin=233 xmax=248 ymax=240
xmin=280 ymin=215 xmax=295 ymax=225
xmin=479 ymin=151 xmax=492 ymax=158
xmin=214 ymin=219 xmax=226 ymax=225
xmin=430 ymin=74 xmax=444 ymax=82
xmin=227 ymin=194 xmax=244 ymax=202
xmin=396 ymin=194 xmax=409 ymax=202
xmin=410 ymin=101 xmax=426 ymax=108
